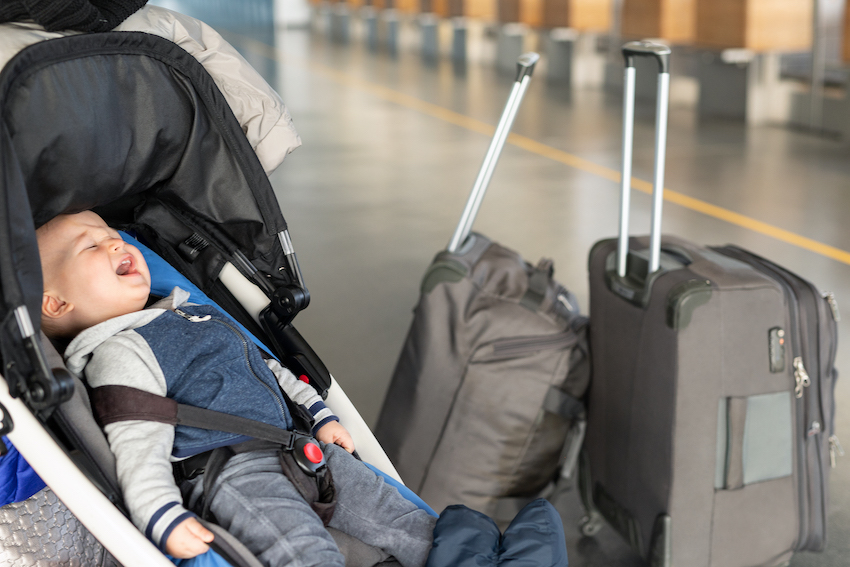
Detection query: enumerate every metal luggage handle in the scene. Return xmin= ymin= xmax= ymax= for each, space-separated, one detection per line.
xmin=617 ymin=41 xmax=672 ymax=278
xmin=447 ymin=52 xmax=540 ymax=253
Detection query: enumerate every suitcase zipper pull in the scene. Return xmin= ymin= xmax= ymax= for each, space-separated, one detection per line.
xmin=830 ymin=435 xmax=844 ymax=468
xmin=808 ymin=421 xmax=821 ymax=437
xmin=174 ymin=308 xmax=211 ymax=323
xmin=824 ymin=292 xmax=841 ymax=322
xmin=793 ymin=357 xmax=810 ymax=399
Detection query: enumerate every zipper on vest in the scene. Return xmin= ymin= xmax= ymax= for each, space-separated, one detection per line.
xmin=173 ymin=308 xmax=288 ymax=421
xmin=174 ymin=308 xmax=211 ymax=323
xmin=213 ymin=318 xmax=288 ymax=420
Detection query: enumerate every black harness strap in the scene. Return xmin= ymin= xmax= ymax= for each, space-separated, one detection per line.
xmin=90 ymin=384 xmax=337 ymax=523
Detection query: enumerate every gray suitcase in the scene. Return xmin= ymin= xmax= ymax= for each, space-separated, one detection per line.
xmin=581 ymin=42 xmax=841 ymax=567
xmin=375 ymin=53 xmax=590 ymax=522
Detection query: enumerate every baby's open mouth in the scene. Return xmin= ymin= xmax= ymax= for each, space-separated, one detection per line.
xmin=116 ymin=256 xmax=135 ymax=276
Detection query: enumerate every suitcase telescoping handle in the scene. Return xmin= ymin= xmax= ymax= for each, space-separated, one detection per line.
xmin=616 ymin=41 xmax=671 ymax=278
xmin=447 ymin=52 xmax=540 ymax=253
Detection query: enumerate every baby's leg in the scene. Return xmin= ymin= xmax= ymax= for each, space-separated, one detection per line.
xmin=323 ymin=443 xmax=437 ymax=567
xmin=204 ymin=449 xmax=345 ymax=567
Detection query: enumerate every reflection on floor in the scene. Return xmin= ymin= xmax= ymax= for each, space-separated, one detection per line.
xmin=156 ymin=2 xmax=850 ymax=565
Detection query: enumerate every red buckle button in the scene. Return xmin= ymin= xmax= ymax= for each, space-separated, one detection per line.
xmin=304 ymin=442 xmax=323 ymax=464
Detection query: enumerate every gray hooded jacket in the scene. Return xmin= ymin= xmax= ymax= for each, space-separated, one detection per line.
xmin=64 ymin=288 xmax=335 ymax=550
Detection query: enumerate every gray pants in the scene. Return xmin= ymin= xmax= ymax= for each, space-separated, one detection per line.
xmin=187 ymin=443 xmax=435 ymax=567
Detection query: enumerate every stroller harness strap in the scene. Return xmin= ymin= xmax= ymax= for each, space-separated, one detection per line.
xmin=90 ymin=384 xmax=337 ymax=522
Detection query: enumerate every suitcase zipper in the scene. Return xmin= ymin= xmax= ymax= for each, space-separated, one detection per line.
xmin=712 ymin=246 xmax=829 ymax=551
xmin=794 ymin=357 xmax=811 ymax=399
xmin=823 ymin=291 xmax=842 ymax=469
xmin=829 ymin=435 xmax=844 ymax=468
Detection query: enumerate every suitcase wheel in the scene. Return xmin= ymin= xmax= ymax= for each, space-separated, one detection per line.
xmin=578 ymin=511 xmax=604 ymax=537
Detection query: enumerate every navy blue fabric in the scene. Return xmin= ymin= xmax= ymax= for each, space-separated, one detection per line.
xmin=0 ymin=437 xmax=46 ymax=506
xmin=133 ymin=304 xmax=294 ymax=458
xmin=426 ymin=499 xmax=568 ymax=567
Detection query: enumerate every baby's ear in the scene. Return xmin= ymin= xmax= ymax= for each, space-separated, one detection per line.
xmin=42 ymin=294 xmax=73 ymax=320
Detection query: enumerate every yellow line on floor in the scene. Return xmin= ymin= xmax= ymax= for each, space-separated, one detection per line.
xmin=233 ymin=33 xmax=850 ymax=267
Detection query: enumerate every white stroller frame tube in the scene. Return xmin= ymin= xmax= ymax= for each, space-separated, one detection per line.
xmin=616 ymin=41 xmax=671 ymax=277
xmin=447 ymin=52 xmax=540 ymax=253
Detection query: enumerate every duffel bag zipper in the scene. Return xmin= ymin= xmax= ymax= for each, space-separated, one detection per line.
xmin=491 ymin=331 xmax=579 ymax=358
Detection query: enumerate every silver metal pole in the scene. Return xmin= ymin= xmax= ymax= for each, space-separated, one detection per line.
xmin=617 ymin=66 xmax=636 ymax=278
xmin=810 ymin=0 xmax=825 ymax=131
xmin=447 ymin=76 xmax=530 ymax=252
xmin=648 ymin=72 xmax=670 ymax=274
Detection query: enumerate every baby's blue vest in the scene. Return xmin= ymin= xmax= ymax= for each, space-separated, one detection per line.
xmin=133 ymin=304 xmax=294 ymax=458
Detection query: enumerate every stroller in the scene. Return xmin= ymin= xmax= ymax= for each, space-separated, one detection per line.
xmin=0 ymin=8 xmax=418 ymax=567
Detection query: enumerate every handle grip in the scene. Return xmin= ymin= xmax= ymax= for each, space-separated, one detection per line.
xmin=515 ymin=52 xmax=540 ymax=82
xmin=622 ymin=41 xmax=671 ymax=73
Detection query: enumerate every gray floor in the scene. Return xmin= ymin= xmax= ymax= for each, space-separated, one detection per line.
xmin=160 ymin=2 xmax=850 ymax=565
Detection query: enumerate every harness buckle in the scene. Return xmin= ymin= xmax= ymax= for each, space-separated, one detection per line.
xmin=293 ymin=435 xmax=326 ymax=476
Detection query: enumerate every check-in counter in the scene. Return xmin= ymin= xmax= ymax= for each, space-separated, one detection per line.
xmin=695 ymin=0 xmax=811 ymax=52
xmin=693 ymin=0 xmax=812 ymax=124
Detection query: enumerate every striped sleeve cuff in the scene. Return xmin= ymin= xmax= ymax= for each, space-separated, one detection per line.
xmin=145 ymin=501 xmax=196 ymax=551
xmin=309 ymin=401 xmax=338 ymax=436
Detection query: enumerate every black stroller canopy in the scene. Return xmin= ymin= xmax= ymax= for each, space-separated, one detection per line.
xmin=0 ymin=31 xmax=295 ymax=406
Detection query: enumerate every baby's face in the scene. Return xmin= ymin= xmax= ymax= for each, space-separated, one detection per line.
xmin=38 ymin=211 xmax=151 ymax=332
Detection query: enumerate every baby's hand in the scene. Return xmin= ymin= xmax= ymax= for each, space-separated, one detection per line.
xmin=316 ymin=421 xmax=355 ymax=453
xmin=165 ymin=516 xmax=214 ymax=559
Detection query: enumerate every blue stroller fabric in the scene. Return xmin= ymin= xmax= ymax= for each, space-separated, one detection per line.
xmin=426 ymin=499 xmax=569 ymax=567
xmin=0 ymin=438 xmax=45 ymax=506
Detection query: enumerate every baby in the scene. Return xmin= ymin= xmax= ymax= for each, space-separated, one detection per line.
xmin=37 ymin=211 xmax=435 ymax=566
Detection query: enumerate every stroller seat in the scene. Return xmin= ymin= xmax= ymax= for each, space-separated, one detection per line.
xmin=0 ymin=18 xmax=414 ymax=567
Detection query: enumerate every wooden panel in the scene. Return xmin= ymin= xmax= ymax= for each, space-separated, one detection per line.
xmin=431 ymin=0 xmax=450 ymax=15
xmin=395 ymin=0 xmax=419 ymax=12
xmin=542 ymin=0 xmax=570 ymax=28
xmin=695 ymin=0 xmax=746 ymax=48
xmin=539 ymin=0 xmax=611 ymax=30
xmin=747 ymin=0 xmax=811 ymax=52
xmin=465 ymin=0 xmax=497 ymax=19
xmin=520 ymin=0 xmax=544 ymax=26
xmin=621 ymin=0 xmax=693 ymax=42
xmin=569 ymin=0 xmax=611 ymax=31
xmin=499 ymin=0 xmax=520 ymax=22
xmin=696 ymin=0 xmax=811 ymax=51
xmin=660 ymin=0 xmax=694 ymax=43
xmin=446 ymin=0 xmax=496 ymax=17
xmin=622 ymin=0 xmax=662 ymax=38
